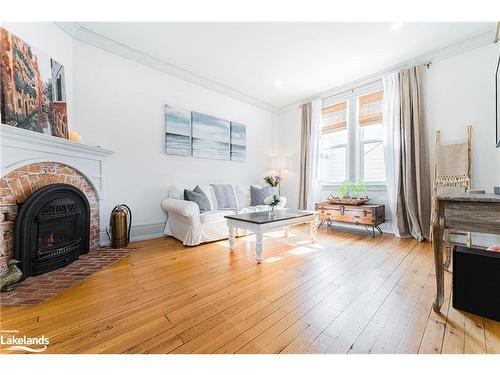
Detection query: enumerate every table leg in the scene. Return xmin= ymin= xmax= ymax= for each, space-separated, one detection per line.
xmin=444 ymin=243 xmax=452 ymax=271
xmin=309 ymin=220 xmax=317 ymax=242
xmin=228 ymin=226 xmax=236 ymax=252
xmin=255 ymin=232 xmax=263 ymax=264
xmin=284 ymin=226 xmax=289 ymax=238
xmin=432 ymin=199 xmax=445 ymax=313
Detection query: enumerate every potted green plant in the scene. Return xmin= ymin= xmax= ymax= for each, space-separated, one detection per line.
xmin=328 ymin=179 xmax=369 ymax=205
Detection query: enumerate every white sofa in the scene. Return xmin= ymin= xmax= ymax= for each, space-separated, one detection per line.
xmin=161 ymin=184 xmax=287 ymax=246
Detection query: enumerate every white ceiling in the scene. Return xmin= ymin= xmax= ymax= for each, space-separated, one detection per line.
xmin=67 ymin=22 xmax=494 ymax=110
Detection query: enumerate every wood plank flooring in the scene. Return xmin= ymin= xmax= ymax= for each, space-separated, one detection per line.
xmin=1 ymin=227 xmax=499 ymax=354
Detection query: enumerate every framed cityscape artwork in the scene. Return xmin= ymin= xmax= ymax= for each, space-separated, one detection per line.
xmin=0 ymin=27 xmax=69 ymax=139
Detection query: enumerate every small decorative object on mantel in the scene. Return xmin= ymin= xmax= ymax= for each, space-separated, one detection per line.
xmin=264 ymin=195 xmax=281 ymax=214
xmin=69 ymin=131 xmax=82 ymax=142
xmin=0 ymin=259 xmax=23 ymax=292
xmin=328 ymin=179 xmax=369 ymax=205
xmin=495 ymin=186 xmax=500 ymax=195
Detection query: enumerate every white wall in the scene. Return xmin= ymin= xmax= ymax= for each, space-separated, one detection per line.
xmin=72 ymin=41 xmax=279 ymax=242
xmin=277 ymin=107 xmax=302 ymax=209
xmin=427 ymin=43 xmax=500 ymax=246
xmin=0 ymin=22 xmax=74 ymax=128
xmin=427 ymin=43 xmax=500 ymax=191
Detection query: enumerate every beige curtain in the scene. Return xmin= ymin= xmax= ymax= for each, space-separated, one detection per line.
xmin=299 ymin=103 xmax=312 ymax=210
xmin=395 ymin=65 xmax=431 ymax=241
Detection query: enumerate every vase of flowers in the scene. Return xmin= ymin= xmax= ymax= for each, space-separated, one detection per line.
xmin=264 ymin=175 xmax=282 ymax=195
xmin=264 ymin=195 xmax=281 ymax=214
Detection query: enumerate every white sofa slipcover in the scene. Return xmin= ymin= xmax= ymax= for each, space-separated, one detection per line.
xmin=161 ymin=184 xmax=286 ymax=246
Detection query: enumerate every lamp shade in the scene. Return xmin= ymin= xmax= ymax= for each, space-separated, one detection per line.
xmin=271 ymin=156 xmax=287 ymax=170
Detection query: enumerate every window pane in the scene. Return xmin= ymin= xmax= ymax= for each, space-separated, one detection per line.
xmin=321 ymin=129 xmax=347 ymax=147
xmin=319 ymin=146 xmax=347 ymax=183
xmin=322 ymin=108 xmax=346 ymax=127
xmin=361 ymin=123 xmax=383 ymax=141
xmin=363 ymin=141 xmax=386 ymax=182
xmin=359 ymin=91 xmax=383 ymax=126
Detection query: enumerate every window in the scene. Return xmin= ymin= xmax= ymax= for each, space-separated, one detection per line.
xmin=358 ymin=91 xmax=385 ymax=183
xmin=319 ymin=101 xmax=348 ymax=184
xmin=319 ymin=85 xmax=385 ymax=186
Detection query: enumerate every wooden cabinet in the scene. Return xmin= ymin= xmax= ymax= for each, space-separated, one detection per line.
xmin=315 ymin=201 xmax=385 ymax=237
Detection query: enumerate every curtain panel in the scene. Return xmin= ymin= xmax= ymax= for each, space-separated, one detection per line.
xmin=299 ymin=99 xmax=322 ymax=210
xmin=396 ymin=65 xmax=431 ymax=241
xmin=382 ymin=71 xmax=401 ymax=236
xmin=382 ymin=65 xmax=431 ymax=241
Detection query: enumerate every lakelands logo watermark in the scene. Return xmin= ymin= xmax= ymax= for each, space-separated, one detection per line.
xmin=0 ymin=329 xmax=49 ymax=353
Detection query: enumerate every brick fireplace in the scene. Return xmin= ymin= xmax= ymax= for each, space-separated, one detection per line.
xmin=0 ymin=125 xmax=113 ymax=277
xmin=0 ymin=162 xmax=100 ymax=275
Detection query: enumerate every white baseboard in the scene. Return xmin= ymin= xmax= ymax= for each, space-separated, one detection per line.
xmin=99 ymin=221 xmax=165 ymax=247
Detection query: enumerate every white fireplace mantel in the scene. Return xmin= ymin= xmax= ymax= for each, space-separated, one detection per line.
xmin=1 ymin=125 xmax=114 ymax=199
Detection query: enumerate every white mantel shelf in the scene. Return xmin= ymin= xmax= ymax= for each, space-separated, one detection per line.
xmin=1 ymin=124 xmax=114 ymax=200
xmin=0 ymin=124 xmax=113 ymax=162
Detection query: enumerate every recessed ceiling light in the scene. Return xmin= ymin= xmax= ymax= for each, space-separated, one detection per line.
xmin=391 ymin=22 xmax=404 ymax=31
xmin=274 ymin=80 xmax=283 ymax=88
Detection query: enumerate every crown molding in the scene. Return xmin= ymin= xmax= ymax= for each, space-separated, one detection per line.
xmin=278 ymin=29 xmax=496 ymax=114
xmin=55 ymin=23 xmax=495 ymax=115
xmin=55 ymin=23 xmax=279 ymax=113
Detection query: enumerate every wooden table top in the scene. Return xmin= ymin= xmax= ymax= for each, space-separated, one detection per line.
xmin=224 ymin=210 xmax=314 ymax=224
xmin=436 ymin=193 xmax=500 ymax=203
xmin=316 ymin=201 xmax=384 ymax=208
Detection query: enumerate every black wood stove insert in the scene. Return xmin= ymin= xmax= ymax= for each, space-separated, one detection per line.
xmin=15 ymin=183 xmax=90 ymax=279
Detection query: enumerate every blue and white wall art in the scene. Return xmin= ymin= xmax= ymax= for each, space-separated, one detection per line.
xmin=191 ymin=111 xmax=231 ymax=160
xmin=165 ymin=106 xmax=192 ymax=156
xmin=230 ymin=122 xmax=247 ymax=162
xmin=164 ymin=105 xmax=246 ymax=161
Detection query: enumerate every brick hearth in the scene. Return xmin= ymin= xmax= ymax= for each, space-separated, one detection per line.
xmin=0 ymin=247 xmax=134 ymax=306
xmin=0 ymin=162 xmax=100 ymax=276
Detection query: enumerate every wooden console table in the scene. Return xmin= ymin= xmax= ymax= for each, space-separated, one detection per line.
xmin=315 ymin=201 xmax=385 ymax=237
xmin=432 ymin=193 xmax=500 ymax=313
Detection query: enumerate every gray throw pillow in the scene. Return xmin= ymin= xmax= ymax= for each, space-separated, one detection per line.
xmin=184 ymin=185 xmax=210 ymax=213
xmin=250 ymin=185 xmax=276 ymax=206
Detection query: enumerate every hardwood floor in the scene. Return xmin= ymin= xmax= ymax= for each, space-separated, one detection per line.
xmin=1 ymin=226 xmax=499 ymax=354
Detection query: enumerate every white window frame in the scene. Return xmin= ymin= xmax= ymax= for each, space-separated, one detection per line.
xmin=359 ymin=132 xmax=385 ymax=184
xmin=319 ymin=102 xmax=349 ymax=186
xmin=321 ymin=138 xmax=349 ymax=185
xmin=321 ymin=80 xmax=386 ymax=191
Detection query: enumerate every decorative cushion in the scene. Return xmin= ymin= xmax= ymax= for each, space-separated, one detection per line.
xmin=234 ymin=185 xmax=252 ymax=208
xmin=210 ymin=184 xmax=238 ymax=210
xmin=184 ymin=185 xmax=211 ymax=213
xmin=250 ymin=185 xmax=276 ymax=206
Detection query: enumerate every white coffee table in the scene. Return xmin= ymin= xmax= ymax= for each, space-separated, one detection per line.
xmin=224 ymin=210 xmax=317 ymax=264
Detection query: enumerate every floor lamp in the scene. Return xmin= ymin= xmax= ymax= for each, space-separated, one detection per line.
xmin=271 ymin=156 xmax=287 ymax=195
